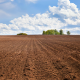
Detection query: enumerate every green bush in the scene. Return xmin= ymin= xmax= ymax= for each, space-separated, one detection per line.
xmin=54 ymin=29 xmax=60 ymax=35
xmin=17 ymin=33 xmax=27 ymax=35
xmin=59 ymin=29 xmax=63 ymax=35
xmin=42 ymin=31 xmax=46 ymax=35
xmin=67 ymin=31 xmax=70 ymax=35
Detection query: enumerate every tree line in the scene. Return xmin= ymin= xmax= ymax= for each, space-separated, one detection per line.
xmin=42 ymin=29 xmax=70 ymax=35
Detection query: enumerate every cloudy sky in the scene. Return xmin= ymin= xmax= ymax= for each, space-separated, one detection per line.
xmin=0 ymin=0 xmax=80 ymax=35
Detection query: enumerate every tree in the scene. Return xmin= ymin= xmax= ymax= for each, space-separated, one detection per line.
xmin=42 ymin=29 xmax=65 ymax=35
xmin=47 ymin=30 xmax=54 ymax=35
xmin=17 ymin=33 xmax=27 ymax=35
xmin=54 ymin=29 xmax=60 ymax=35
xmin=50 ymin=30 xmax=55 ymax=35
xmin=43 ymin=31 xmax=46 ymax=35
xmin=45 ymin=30 xmax=55 ymax=35
xmin=60 ymin=29 xmax=63 ymax=35
xmin=42 ymin=29 xmax=61 ymax=35
xmin=67 ymin=31 xmax=70 ymax=35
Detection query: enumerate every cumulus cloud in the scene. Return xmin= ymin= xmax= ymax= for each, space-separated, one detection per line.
xmin=64 ymin=18 xmax=80 ymax=25
xmin=0 ymin=29 xmax=32 ymax=35
xmin=65 ymin=27 xmax=80 ymax=31
xmin=25 ymin=0 xmax=37 ymax=3
xmin=49 ymin=0 xmax=80 ymax=25
xmin=0 ymin=0 xmax=80 ymax=35
xmin=0 ymin=23 xmax=33 ymax=35
xmin=0 ymin=12 xmax=67 ymax=35
xmin=11 ymin=0 xmax=14 ymax=1
xmin=10 ymin=13 xmax=67 ymax=31
xmin=0 ymin=2 xmax=15 ymax=10
xmin=62 ymin=27 xmax=80 ymax=35
xmin=0 ymin=23 xmax=10 ymax=30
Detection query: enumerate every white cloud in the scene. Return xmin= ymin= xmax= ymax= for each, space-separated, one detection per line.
xmin=0 ymin=12 xmax=67 ymax=35
xmin=62 ymin=27 xmax=80 ymax=35
xmin=0 ymin=29 xmax=24 ymax=35
xmin=0 ymin=23 xmax=33 ymax=35
xmin=11 ymin=0 xmax=14 ymax=1
xmin=0 ymin=2 xmax=16 ymax=17
xmin=65 ymin=27 xmax=80 ymax=31
xmin=0 ymin=0 xmax=80 ymax=35
xmin=0 ymin=23 xmax=10 ymax=30
xmin=64 ymin=18 xmax=80 ymax=25
xmin=49 ymin=0 xmax=79 ymax=17
xmin=25 ymin=0 xmax=38 ymax=3
xmin=49 ymin=0 xmax=80 ymax=26
xmin=10 ymin=13 xmax=67 ymax=31
xmin=0 ymin=2 xmax=15 ymax=10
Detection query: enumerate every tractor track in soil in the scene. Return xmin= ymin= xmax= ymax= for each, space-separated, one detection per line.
xmin=36 ymin=39 xmax=80 ymax=80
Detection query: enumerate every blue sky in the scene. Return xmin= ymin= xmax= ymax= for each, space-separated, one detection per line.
xmin=0 ymin=0 xmax=80 ymax=35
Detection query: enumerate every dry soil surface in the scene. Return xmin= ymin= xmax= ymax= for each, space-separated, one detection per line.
xmin=0 ymin=35 xmax=80 ymax=80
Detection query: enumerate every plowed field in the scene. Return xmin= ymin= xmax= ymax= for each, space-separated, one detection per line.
xmin=0 ymin=35 xmax=80 ymax=80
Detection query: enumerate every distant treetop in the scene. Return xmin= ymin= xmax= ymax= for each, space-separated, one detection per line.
xmin=17 ymin=33 xmax=27 ymax=35
xmin=42 ymin=29 xmax=71 ymax=35
xmin=42 ymin=29 xmax=60 ymax=35
xmin=67 ymin=31 xmax=70 ymax=35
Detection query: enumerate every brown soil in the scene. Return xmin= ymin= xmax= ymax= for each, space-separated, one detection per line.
xmin=0 ymin=35 xmax=80 ymax=80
